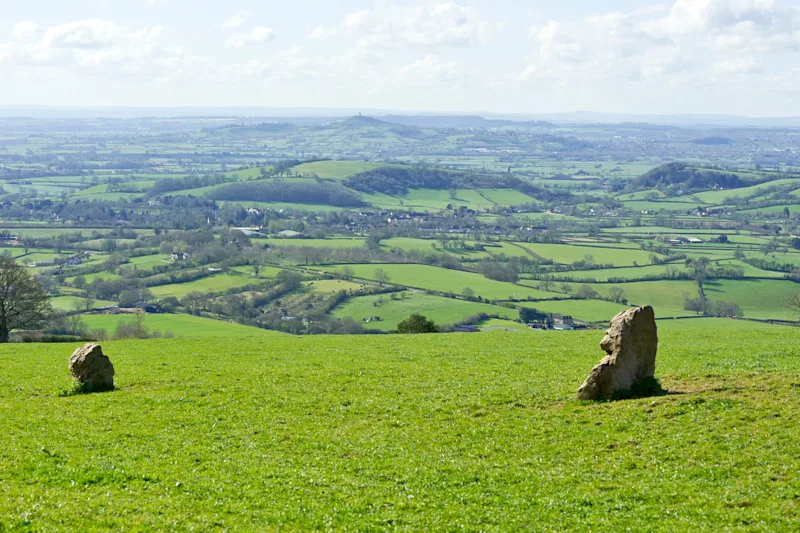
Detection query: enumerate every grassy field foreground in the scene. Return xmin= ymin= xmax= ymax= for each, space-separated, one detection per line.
xmin=1 ymin=330 xmax=799 ymax=531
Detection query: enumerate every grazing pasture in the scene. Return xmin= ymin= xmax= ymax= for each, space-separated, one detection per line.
xmin=254 ymin=238 xmax=365 ymax=249
xmin=327 ymin=263 xmax=559 ymax=301
xmin=81 ymin=313 xmax=281 ymax=337
xmin=148 ymin=273 xmax=259 ymax=299
xmin=331 ymin=292 xmax=516 ymax=330
xmin=521 ymin=243 xmax=660 ymax=266
xmin=291 ymin=161 xmax=393 ymax=180
xmin=519 ymin=299 xmax=632 ymax=322
xmin=1 ymin=330 xmax=799 ymax=531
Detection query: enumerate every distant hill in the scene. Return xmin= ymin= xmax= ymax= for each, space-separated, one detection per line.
xmin=377 ymin=115 xmax=554 ymax=129
xmin=209 ymin=123 xmax=298 ymax=137
xmin=626 ymin=162 xmax=746 ymax=193
xmin=691 ymin=137 xmax=733 ymax=145
xmin=337 ymin=115 xmax=396 ymax=128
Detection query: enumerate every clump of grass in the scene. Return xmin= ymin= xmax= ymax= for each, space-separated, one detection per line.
xmin=58 ymin=382 xmax=115 ymax=397
xmin=611 ymin=376 xmax=665 ymax=400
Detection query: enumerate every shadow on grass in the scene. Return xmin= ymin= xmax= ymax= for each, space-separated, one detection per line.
xmin=58 ymin=382 xmax=116 ymax=397
xmin=610 ymin=376 xmax=676 ymax=401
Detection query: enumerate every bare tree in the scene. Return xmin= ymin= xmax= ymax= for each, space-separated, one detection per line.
xmin=0 ymin=256 xmax=51 ymax=342
xmin=374 ymin=268 xmax=390 ymax=288
xmin=65 ymin=313 xmax=87 ymax=336
xmin=341 ymin=266 xmax=355 ymax=280
xmin=787 ymin=293 xmax=800 ymax=321
xmin=608 ymin=287 xmax=628 ymax=305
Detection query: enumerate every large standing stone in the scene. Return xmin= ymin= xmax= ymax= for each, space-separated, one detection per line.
xmin=577 ymin=306 xmax=658 ymax=400
xmin=69 ymin=343 xmax=115 ymax=391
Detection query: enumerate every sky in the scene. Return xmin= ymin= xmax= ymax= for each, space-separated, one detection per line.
xmin=1 ymin=0 xmax=800 ymax=116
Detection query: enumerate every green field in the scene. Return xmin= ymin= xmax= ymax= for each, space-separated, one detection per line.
xmin=291 ymin=161 xmax=392 ymax=180
xmin=332 ymin=292 xmax=517 ymax=330
xmin=622 ymin=200 xmax=704 ymax=212
xmin=520 ymin=299 xmax=632 ymax=322
xmin=363 ymin=188 xmax=495 ymax=211
xmin=65 ymin=271 xmax=121 ymax=284
xmin=381 ymin=237 xmax=491 ymax=258
xmin=127 ymin=254 xmax=171 ymax=270
xmin=692 ymin=178 xmax=800 ymax=204
xmin=228 ymin=265 xmax=284 ymax=279
xmin=253 ymin=238 xmax=366 ymax=249
xmin=548 ymin=278 xmax=797 ymax=320
xmin=304 ymin=279 xmax=365 ymax=294
xmin=81 ymin=313 xmax=280 ymax=337
xmin=553 ymin=280 xmax=700 ymax=318
xmin=522 ymin=243 xmax=660 ymax=266
xmin=50 ymin=296 xmax=116 ymax=311
xmin=2 ymin=330 xmax=800 ymax=530
xmin=149 ymin=273 xmax=259 ymax=299
xmin=327 ymin=263 xmax=559 ymax=301
xmin=545 ymin=264 xmax=688 ymax=282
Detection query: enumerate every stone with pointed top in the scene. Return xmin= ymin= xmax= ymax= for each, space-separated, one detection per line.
xmin=577 ymin=306 xmax=658 ymax=400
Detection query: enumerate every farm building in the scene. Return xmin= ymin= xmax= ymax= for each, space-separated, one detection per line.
xmin=553 ymin=316 xmax=574 ymax=330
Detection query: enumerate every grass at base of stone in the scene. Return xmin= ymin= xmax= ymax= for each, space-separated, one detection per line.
xmin=57 ymin=382 xmax=116 ymax=396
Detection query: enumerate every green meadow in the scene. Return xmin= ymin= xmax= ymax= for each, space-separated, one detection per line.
xmin=148 ymin=273 xmax=260 ymax=299
xmin=81 ymin=313 xmax=280 ymax=337
xmin=327 ymin=263 xmax=559 ymax=301
xmin=331 ymin=292 xmax=517 ymax=330
xmin=1 ymin=330 xmax=799 ymax=531
xmin=522 ymin=243 xmax=660 ymax=266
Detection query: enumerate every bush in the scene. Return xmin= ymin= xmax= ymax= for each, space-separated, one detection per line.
xmin=397 ymin=314 xmax=438 ymax=334
xmin=574 ymin=285 xmax=600 ymax=299
xmin=114 ymin=314 xmax=149 ymax=340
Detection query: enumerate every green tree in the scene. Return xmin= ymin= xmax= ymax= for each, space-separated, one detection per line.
xmin=574 ymin=284 xmax=600 ymax=300
xmin=397 ymin=314 xmax=438 ymax=334
xmin=520 ymin=307 xmax=547 ymax=324
xmin=73 ymin=275 xmax=86 ymax=291
xmin=101 ymin=238 xmax=118 ymax=252
xmin=159 ymin=297 xmax=180 ymax=313
xmin=0 ymin=257 xmax=52 ymax=342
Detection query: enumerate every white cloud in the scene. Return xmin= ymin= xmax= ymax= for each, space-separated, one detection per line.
xmin=225 ymin=26 xmax=275 ymax=48
xmin=520 ymin=0 xmax=800 ymax=87
xmin=308 ymin=25 xmax=337 ymax=40
xmin=713 ymin=56 xmax=763 ymax=75
xmin=645 ymin=0 xmax=800 ymax=52
xmin=12 ymin=21 xmax=39 ymax=40
xmin=222 ymin=12 xmax=251 ymax=30
xmin=0 ymin=18 xmax=201 ymax=81
xmin=314 ymin=1 xmax=494 ymax=48
xmin=394 ymin=54 xmax=466 ymax=85
xmin=38 ymin=19 xmax=161 ymax=51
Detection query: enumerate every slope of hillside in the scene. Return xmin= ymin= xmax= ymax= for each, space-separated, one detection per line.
xmin=2 ymin=329 xmax=798 ymax=531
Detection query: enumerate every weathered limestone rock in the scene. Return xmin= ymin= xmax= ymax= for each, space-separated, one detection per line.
xmin=577 ymin=306 xmax=658 ymax=400
xmin=69 ymin=343 xmax=114 ymax=391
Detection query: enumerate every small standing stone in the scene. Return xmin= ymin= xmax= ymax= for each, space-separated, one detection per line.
xmin=577 ymin=306 xmax=658 ymax=400
xmin=69 ymin=343 xmax=115 ymax=391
